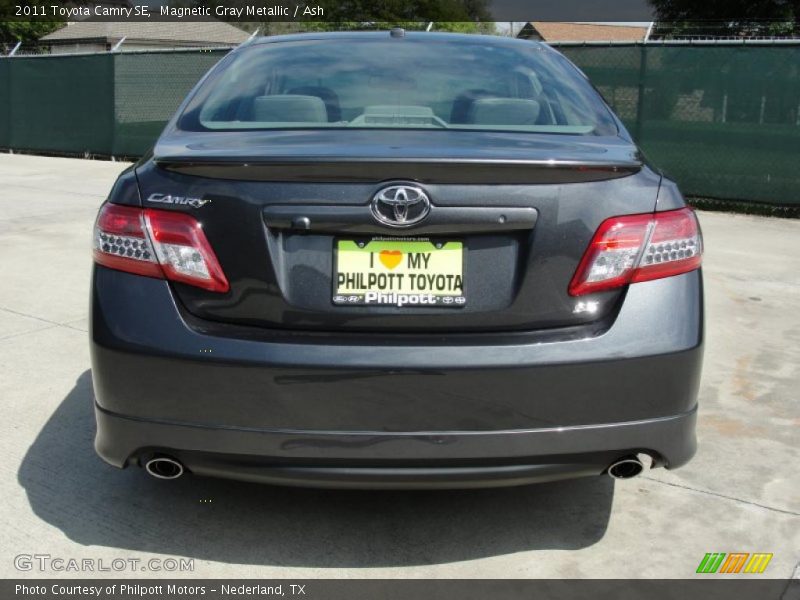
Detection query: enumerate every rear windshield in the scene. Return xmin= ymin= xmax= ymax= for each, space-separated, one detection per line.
xmin=179 ymin=37 xmax=618 ymax=136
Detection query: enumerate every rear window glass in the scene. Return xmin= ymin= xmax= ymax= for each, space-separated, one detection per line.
xmin=179 ymin=37 xmax=618 ymax=136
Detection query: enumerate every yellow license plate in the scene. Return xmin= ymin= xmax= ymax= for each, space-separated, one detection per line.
xmin=334 ymin=237 xmax=465 ymax=307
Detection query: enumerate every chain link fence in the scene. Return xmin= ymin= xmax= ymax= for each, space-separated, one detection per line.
xmin=555 ymin=42 xmax=800 ymax=206
xmin=0 ymin=48 xmax=228 ymax=157
xmin=1 ymin=42 xmax=799 ymax=206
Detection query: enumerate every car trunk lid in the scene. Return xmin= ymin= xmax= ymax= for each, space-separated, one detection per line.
xmin=136 ymin=130 xmax=658 ymax=333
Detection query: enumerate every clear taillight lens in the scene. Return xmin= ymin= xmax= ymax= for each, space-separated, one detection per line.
xmin=632 ymin=208 xmax=702 ymax=283
xmin=569 ymin=208 xmax=702 ymax=296
xmin=93 ymin=203 xmax=229 ymax=293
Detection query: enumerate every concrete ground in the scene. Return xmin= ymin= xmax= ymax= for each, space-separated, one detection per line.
xmin=0 ymin=153 xmax=797 ymax=579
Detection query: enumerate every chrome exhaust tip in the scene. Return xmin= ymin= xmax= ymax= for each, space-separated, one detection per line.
xmin=144 ymin=456 xmax=184 ymax=480
xmin=607 ymin=456 xmax=645 ymax=480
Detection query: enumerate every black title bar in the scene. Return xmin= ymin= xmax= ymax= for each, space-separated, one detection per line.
xmin=4 ymin=579 xmax=799 ymax=600
xmin=9 ymin=0 xmax=795 ymax=23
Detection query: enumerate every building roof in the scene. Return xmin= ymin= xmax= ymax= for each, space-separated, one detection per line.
xmin=41 ymin=21 xmax=250 ymax=46
xmin=519 ymin=22 xmax=649 ymax=42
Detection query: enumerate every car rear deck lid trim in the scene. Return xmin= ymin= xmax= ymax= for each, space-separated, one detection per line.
xmin=155 ymin=158 xmax=640 ymax=184
xmin=262 ymin=204 xmax=538 ymax=235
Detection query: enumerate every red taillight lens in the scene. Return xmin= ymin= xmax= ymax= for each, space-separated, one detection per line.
xmin=93 ymin=203 xmax=229 ymax=293
xmin=143 ymin=209 xmax=229 ymax=293
xmin=569 ymin=208 xmax=702 ymax=296
xmin=93 ymin=204 xmax=162 ymax=279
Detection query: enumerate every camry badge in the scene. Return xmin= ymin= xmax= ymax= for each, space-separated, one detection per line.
xmin=147 ymin=193 xmax=210 ymax=208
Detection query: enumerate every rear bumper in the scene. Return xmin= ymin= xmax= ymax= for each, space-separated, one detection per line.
xmin=90 ymin=266 xmax=703 ymax=487
xmin=95 ymin=404 xmax=697 ymax=488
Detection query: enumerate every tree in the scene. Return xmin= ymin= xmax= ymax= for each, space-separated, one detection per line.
xmin=172 ymin=0 xmax=495 ymax=37
xmin=308 ymin=0 xmax=492 ymax=25
xmin=649 ymin=0 xmax=800 ymax=38
xmin=0 ymin=0 xmax=65 ymax=44
xmin=286 ymin=21 xmax=495 ymax=34
xmin=0 ymin=20 xmax=61 ymax=45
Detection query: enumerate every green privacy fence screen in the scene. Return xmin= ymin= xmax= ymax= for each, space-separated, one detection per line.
xmin=555 ymin=42 xmax=800 ymax=206
xmin=0 ymin=49 xmax=228 ymax=157
xmin=0 ymin=43 xmax=799 ymax=205
xmin=112 ymin=50 xmax=230 ymax=156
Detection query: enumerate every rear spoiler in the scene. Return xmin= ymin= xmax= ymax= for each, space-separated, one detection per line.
xmin=155 ymin=157 xmax=641 ymax=184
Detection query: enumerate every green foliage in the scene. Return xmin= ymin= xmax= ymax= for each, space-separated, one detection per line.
xmin=0 ymin=0 xmax=65 ymax=43
xmin=0 ymin=21 xmax=61 ymax=44
xmin=310 ymin=0 xmax=492 ymax=23
xmin=171 ymin=0 xmax=495 ymax=36
xmin=283 ymin=21 xmax=495 ymax=33
xmin=650 ymin=0 xmax=800 ymax=37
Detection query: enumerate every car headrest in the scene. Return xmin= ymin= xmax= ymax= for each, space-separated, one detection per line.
xmin=252 ymin=95 xmax=328 ymax=122
xmin=466 ymin=98 xmax=541 ymax=126
xmin=450 ymin=89 xmax=494 ymax=124
xmin=287 ymin=86 xmax=341 ymax=122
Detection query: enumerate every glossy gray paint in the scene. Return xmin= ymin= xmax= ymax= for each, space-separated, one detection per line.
xmin=91 ymin=266 xmax=702 ymax=487
xmin=132 ymin=158 xmax=664 ymax=333
xmin=95 ymin=408 xmax=696 ymax=489
xmin=91 ymin=32 xmax=703 ymax=487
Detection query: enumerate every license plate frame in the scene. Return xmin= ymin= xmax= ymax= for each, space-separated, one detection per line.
xmin=332 ymin=236 xmax=466 ymax=307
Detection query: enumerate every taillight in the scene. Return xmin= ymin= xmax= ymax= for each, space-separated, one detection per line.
xmin=143 ymin=209 xmax=229 ymax=293
xmin=569 ymin=208 xmax=702 ymax=296
xmin=93 ymin=204 xmax=229 ymax=293
xmin=93 ymin=204 xmax=162 ymax=279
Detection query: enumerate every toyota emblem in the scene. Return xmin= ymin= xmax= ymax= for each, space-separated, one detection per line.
xmin=371 ymin=185 xmax=431 ymax=227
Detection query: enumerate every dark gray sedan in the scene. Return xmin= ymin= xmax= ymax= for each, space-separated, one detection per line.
xmin=90 ymin=30 xmax=703 ymax=488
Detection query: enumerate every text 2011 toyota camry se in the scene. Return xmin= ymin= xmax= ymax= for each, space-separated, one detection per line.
xmin=90 ymin=30 xmax=703 ymax=488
